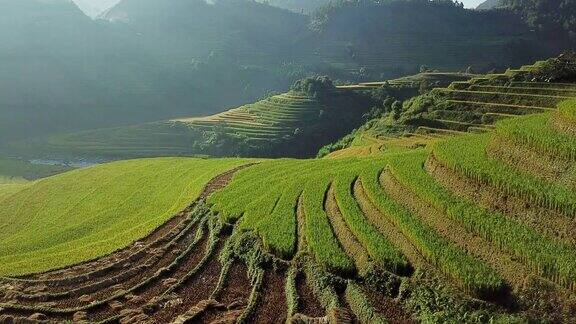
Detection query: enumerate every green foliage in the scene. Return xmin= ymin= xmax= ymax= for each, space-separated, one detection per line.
xmin=344 ymin=281 xmax=388 ymax=324
xmin=390 ymin=149 xmax=576 ymax=289
xmin=290 ymin=76 xmax=336 ymax=97
xmin=209 ymin=157 xmax=409 ymax=275
xmin=501 ymin=0 xmax=576 ymax=37
xmin=559 ymin=99 xmax=576 ymax=122
xmin=0 ymin=157 xmax=250 ymax=276
xmin=434 ymin=133 xmax=576 ymax=216
xmin=399 ymin=270 xmax=524 ymax=323
xmin=333 ymin=173 xmax=408 ymax=274
xmin=361 ymin=163 xmax=504 ymax=297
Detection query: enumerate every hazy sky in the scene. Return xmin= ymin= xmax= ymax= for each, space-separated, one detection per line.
xmin=461 ymin=0 xmax=485 ymax=8
xmin=72 ymin=0 xmax=121 ymax=17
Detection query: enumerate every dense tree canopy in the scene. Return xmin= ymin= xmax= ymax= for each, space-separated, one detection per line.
xmin=501 ymin=0 xmax=576 ymax=37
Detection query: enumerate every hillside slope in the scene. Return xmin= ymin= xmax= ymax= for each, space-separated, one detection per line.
xmin=327 ymin=53 xmax=576 ymax=157
xmin=0 ymin=158 xmax=250 ymax=276
xmin=2 ymin=98 xmax=575 ymax=322
xmin=1 ymin=57 xmax=576 ymax=323
xmin=18 ymin=78 xmax=375 ymax=159
xmin=0 ymin=0 xmax=570 ymax=154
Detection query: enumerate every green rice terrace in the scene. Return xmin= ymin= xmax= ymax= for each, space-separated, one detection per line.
xmin=329 ymin=54 xmax=576 ymax=158
xmin=2 ymin=56 xmax=576 ymax=323
xmin=15 ymin=79 xmax=374 ymax=159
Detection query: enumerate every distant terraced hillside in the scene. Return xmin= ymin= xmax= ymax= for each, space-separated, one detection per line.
xmin=328 ymin=54 xmax=576 ymax=157
xmin=15 ymin=79 xmax=374 ymax=160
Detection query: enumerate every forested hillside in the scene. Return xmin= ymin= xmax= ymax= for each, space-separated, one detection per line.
xmin=0 ymin=0 xmax=572 ymax=160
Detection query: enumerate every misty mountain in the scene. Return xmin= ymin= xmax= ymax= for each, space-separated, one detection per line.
xmin=72 ymin=0 xmax=120 ymax=17
xmin=0 ymin=0 xmax=570 ymax=154
xmin=0 ymin=0 xmax=311 ymax=147
xmin=477 ymin=0 xmax=503 ymax=9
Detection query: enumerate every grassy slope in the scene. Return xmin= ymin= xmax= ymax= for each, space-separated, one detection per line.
xmin=0 ymin=157 xmax=250 ymax=276
xmin=0 ymin=157 xmax=73 ymax=203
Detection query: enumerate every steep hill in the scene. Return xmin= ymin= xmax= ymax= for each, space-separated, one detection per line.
xmin=0 ymin=0 xmax=570 ymax=155
xmin=0 ymin=0 xmax=311 ymax=148
xmin=310 ymin=0 xmax=565 ymax=76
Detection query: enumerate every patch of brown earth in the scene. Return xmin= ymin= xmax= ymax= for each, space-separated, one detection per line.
xmin=199 ymin=164 xmax=255 ymax=200
xmin=248 ymin=270 xmax=287 ymax=324
xmin=196 ymin=261 xmax=251 ymax=323
xmin=86 ymin=226 xmax=211 ymax=322
xmin=361 ymin=286 xmax=415 ymax=324
xmin=295 ymin=272 xmax=324 ymax=318
xmin=149 ymin=241 xmax=224 ymax=323
xmin=216 ymin=262 xmax=251 ymax=305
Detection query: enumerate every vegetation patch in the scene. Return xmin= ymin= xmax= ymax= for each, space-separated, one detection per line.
xmin=0 ymin=158 xmax=251 ymax=276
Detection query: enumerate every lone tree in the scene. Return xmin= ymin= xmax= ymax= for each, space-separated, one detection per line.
xmin=291 ymin=76 xmax=336 ymax=98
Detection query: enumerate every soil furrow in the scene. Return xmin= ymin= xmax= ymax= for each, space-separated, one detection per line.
xmin=325 ymin=186 xmax=371 ymax=275
xmin=10 ymin=215 xmax=201 ymax=303
xmin=353 ymin=179 xmax=425 ymax=269
xmin=178 ymin=261 xmax=251 ymax=323
xmin=4 ymin=211 xmax=191 ymax=284
xmin=382 ymin=168 xmax=534 ymax=294
xmin=5 ymin=216 xmax=203 ymax=310
xmin=360 ymin=286 xmax=415 ymax=324
xmin=294 ymin=271 xmax=325 ymax=318
xmin=86 ymin=226 xmax=212 ymax=322
xmin=295 ymin=195 xmax=307 ymax=254
xmin=149 ymin=240 xmax=224 ymax=323
xmin=247 ymin=270 xmax=287 ymax=323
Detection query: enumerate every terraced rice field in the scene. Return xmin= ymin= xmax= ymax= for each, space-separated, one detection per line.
xmin=2 ymin=59 xmax=576 ymax=322
xmin=4 ymin=95 xmax=573 ymax=322
xmin=175 ymin=91 xmax=327 ymax=141
xmin=25 ymin=90 xmax=370 ymax=159
xmin=419 ymin=76 xmax=576 ymax=136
